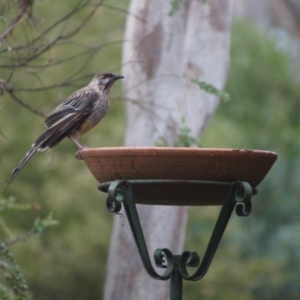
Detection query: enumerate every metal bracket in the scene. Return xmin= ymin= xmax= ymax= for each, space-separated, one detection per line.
xmin=105 ymin=180 xmax=254 ymax=300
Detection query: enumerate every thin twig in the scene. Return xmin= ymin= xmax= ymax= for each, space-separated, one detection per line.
xmin=7 ymin=90 xmax=46 ymax=118
xmin=102 ymin=3 xmax=147 ymax=23
xmin=0 ymin=5 xmax=27 ymax=41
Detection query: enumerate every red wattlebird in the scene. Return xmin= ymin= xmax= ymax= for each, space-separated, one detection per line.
xmin=4 ymin=72 xmax=124 ymax=187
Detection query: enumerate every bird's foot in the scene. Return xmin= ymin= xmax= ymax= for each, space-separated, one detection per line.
xmin=75 ymin=150 xmax=83 ymax=160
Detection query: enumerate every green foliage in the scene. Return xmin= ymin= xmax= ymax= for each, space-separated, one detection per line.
xmin=0 ymin=198 xmax=31 ymax=214
xmin=168 ymin=0 xmax=182 ymax=16
xmin=0 ymin=195 xmax=57 ymax=299
xmin=155 ymin=117 xmax=202 ymax=147
xmin=0 ymin=243 xmax=32 ymax=300
xmin=174 ymin=117 xmax=201 ymax=147
xmin=154 ymin=137 xmax=168 ymax=147
xmin=169 ymin=0 xmax=211 ymax=16
xmin=191 ymin=79 xmax=231 ymax=102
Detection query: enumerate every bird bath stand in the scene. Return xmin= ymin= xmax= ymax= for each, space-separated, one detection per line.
xmin=80 ymin=147 xmax=277 ymax=300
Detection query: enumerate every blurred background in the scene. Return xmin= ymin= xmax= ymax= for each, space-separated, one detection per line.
xmin=1 ymin=0 xmax=300 ymax=299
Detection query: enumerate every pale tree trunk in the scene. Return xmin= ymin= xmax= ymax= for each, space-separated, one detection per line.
xmin=104 ymin=1 xmax=231 ymax=299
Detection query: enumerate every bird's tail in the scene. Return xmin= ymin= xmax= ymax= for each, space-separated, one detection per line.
xmin=3 ymin=120 xmax=75 ymax=189
xmin=3 ymin=142 xmax=43 ymax=188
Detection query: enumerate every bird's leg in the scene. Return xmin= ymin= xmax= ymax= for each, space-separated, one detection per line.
xmin=69 ymin=136 xmax=86 ymax=149
xmin=68 ymin=136 xmax=86 ymax=160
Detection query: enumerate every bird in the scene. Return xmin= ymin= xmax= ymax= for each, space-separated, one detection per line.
xmin=4 ymin=72 xmax=124 ymax=188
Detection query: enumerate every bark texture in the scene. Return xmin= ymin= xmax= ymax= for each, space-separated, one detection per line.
xmin=104 ymin=1 xmax=231 ymax=299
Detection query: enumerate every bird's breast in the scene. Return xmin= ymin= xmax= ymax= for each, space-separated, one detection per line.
xmin=77 ymin=95 xmax=109 ymax=136
xmin=78 ymin=119 xmax=97 ymax=136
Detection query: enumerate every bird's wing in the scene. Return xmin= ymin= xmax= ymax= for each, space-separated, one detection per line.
xmin=33 ymin=88 xmax=99 ymax=149
xmin=45 ymin=88 xmax=99 ymax=128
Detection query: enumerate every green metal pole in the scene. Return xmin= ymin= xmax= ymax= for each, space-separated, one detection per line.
xmin=170 ymin=256 xmax=182 ymax=300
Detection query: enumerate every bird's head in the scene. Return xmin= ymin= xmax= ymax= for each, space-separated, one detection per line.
xmin=92 ymin=72 xmax=124 ymax=92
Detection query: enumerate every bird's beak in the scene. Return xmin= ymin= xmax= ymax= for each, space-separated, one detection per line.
xmin=114 ymin=74 xmax=124 ymax=81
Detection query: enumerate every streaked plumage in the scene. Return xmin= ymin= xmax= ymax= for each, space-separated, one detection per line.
xmin=4 ymin=72 xmax=123 ymax=187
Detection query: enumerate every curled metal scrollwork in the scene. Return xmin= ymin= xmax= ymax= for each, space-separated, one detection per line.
xmin=106 ymin=198 xmax=122 ymax=213
xmin=106 ymin=181 xmax=124 ymax=213
xmin=153 ymin=249 xmax=202 ymax=280
xmin=178 ymin=251 xmax=200 ymax=278
xmin=154 ymin=248 xmax=175 ymax=278
xmin=233 ymin=181 xmax=253 ymax=217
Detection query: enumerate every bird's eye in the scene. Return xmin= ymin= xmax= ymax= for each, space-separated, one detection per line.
xmin=102 ymin=77 xmax=110 ymax=84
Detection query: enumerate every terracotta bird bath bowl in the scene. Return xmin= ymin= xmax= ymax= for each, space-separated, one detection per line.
xmin=80 ymin=147 xmax=277 ymax=206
